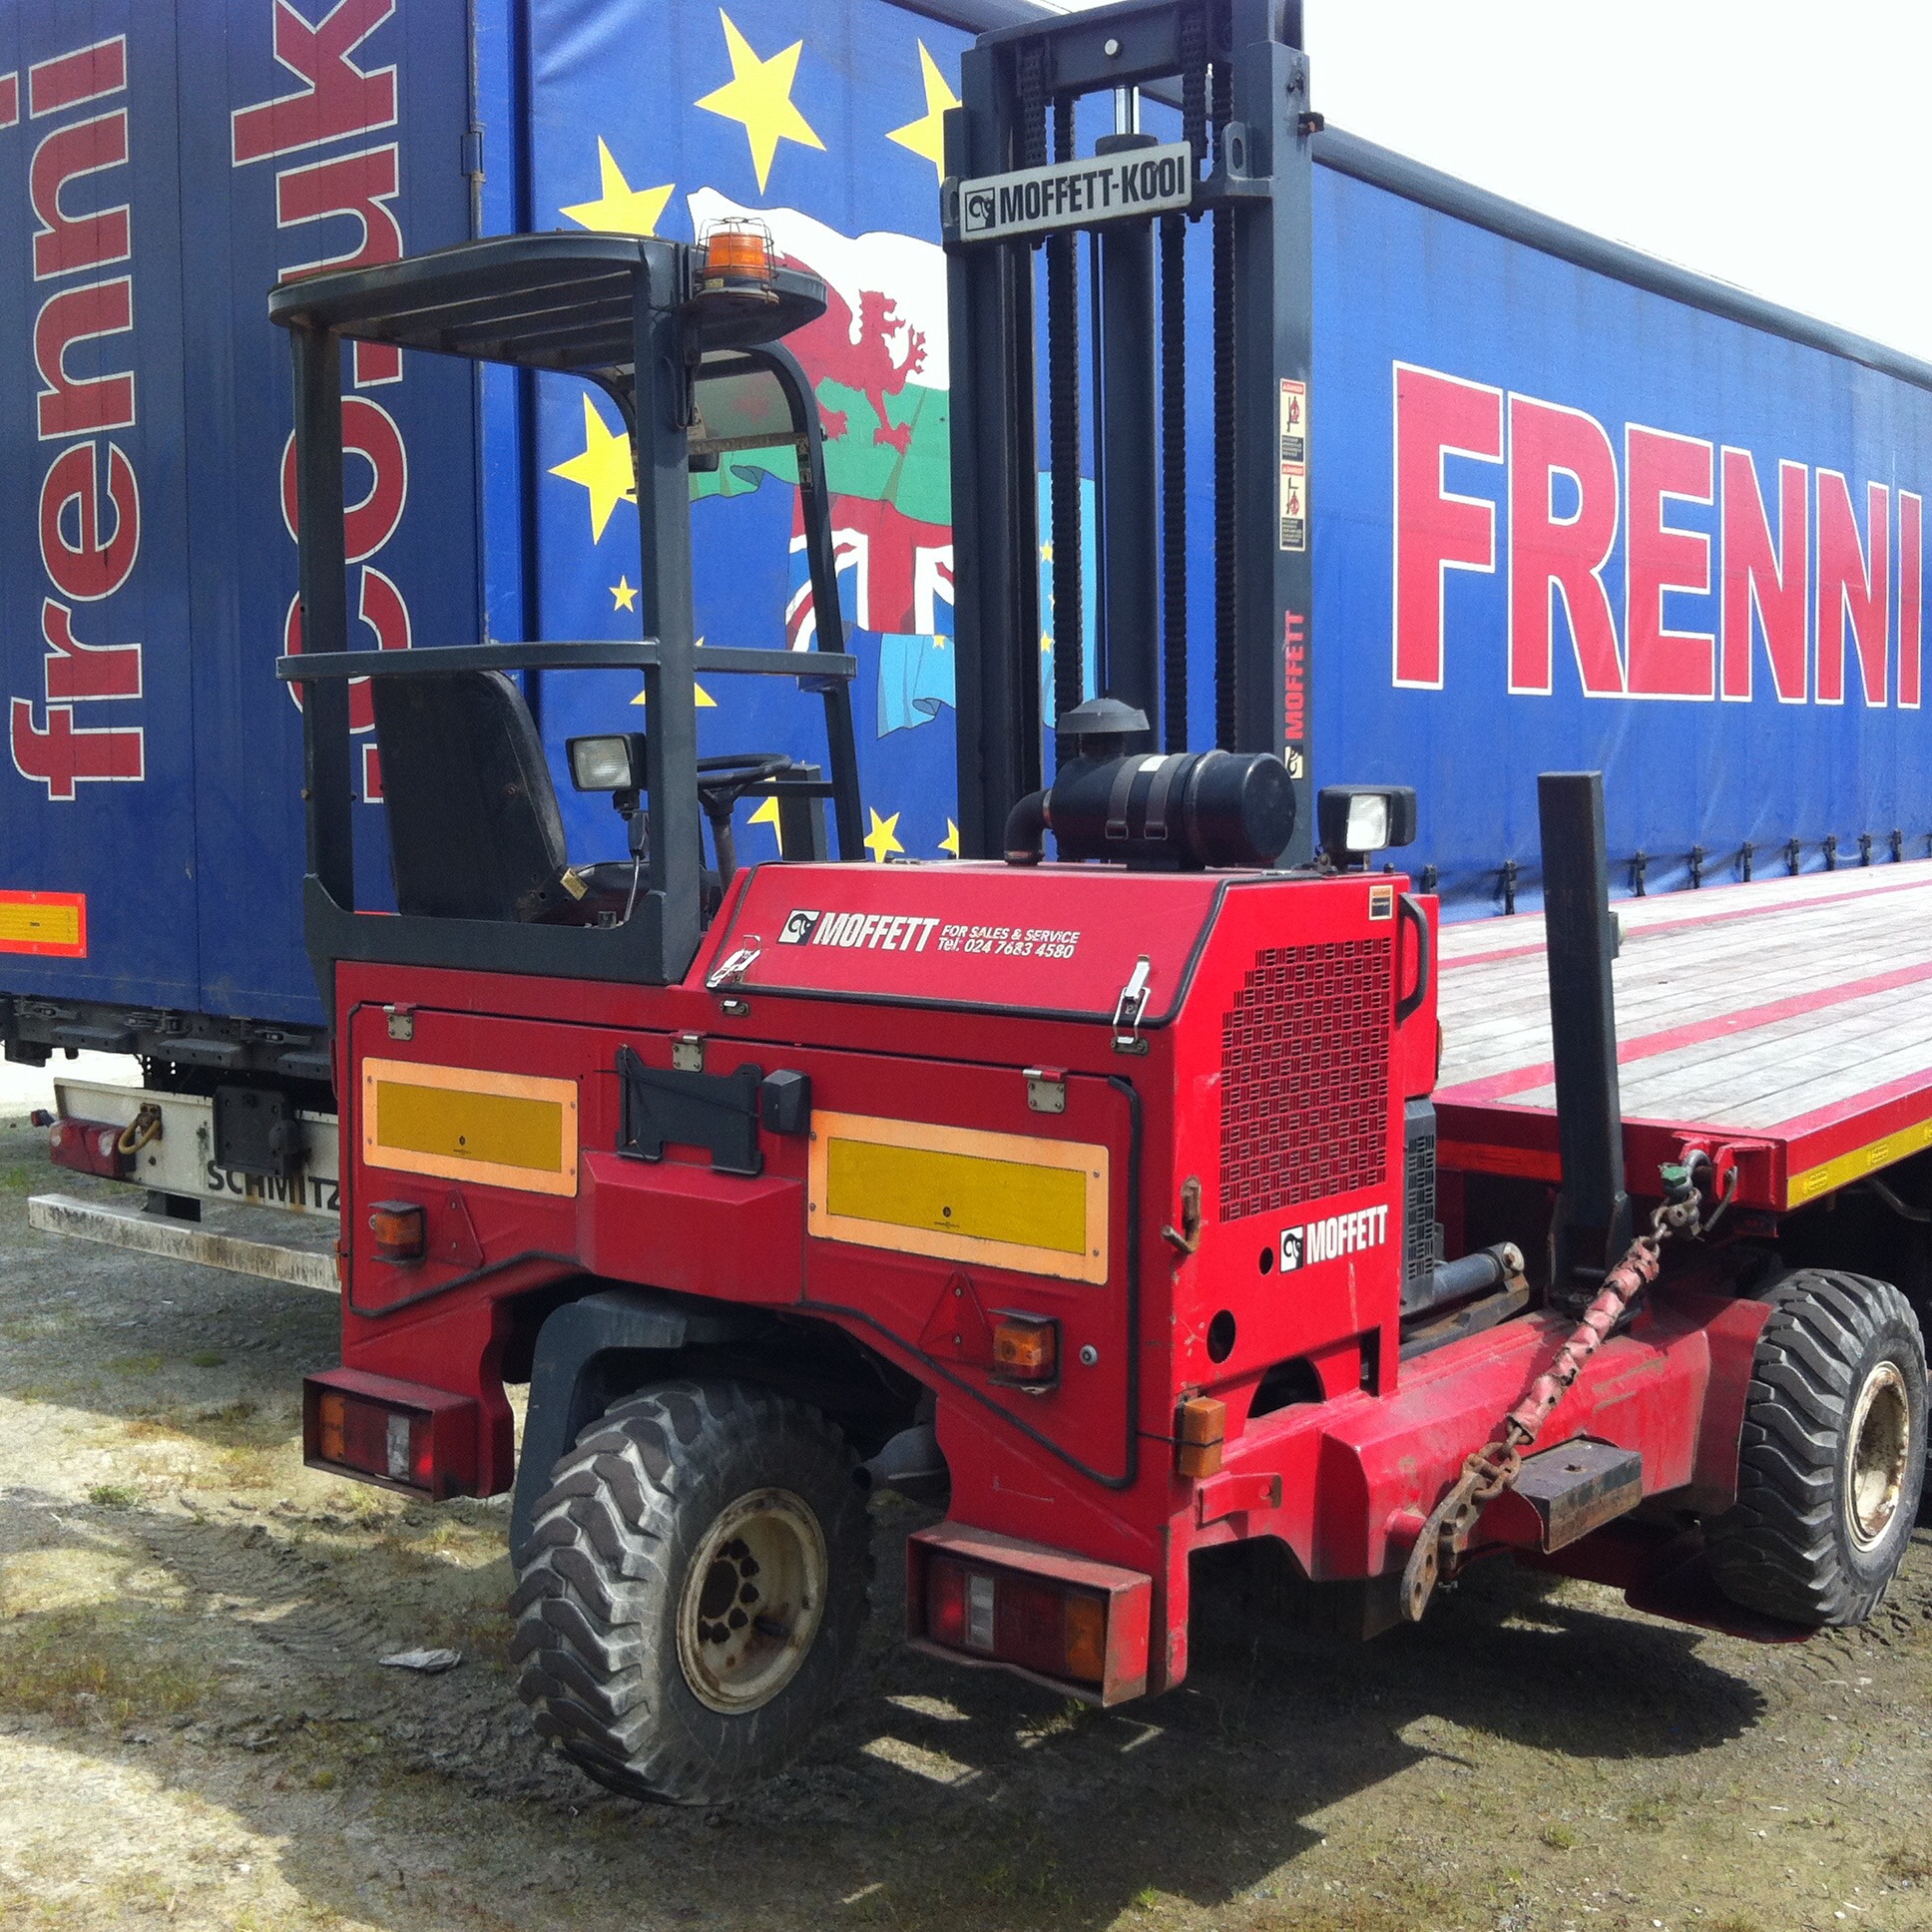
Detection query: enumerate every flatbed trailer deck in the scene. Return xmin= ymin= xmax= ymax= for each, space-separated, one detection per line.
xmin=1435 ymin=859 xmax=1932 ymax=1216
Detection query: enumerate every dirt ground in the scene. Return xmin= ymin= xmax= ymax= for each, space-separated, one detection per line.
xmin=3 ymin=1105 xmax=1931 ymax=1932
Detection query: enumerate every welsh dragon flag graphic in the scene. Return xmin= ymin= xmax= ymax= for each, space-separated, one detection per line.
xmin=688 ymin=188 xmax=955 ymax=734
xmin=533 ymin=7 xmax=1101 ymax=866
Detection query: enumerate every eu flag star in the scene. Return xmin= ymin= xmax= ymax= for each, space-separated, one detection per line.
xmin=887 ymin=43 xmax=959 ymax=184
xmin=697 ymin=10 xmax=824 ymax=194
xmin=562 ymin=138 xmax=674 ymax=236
xmin=864 ymin=808 xmax=904 ymax=863
xmin=550 ymin=394 xmax=636 ymax=542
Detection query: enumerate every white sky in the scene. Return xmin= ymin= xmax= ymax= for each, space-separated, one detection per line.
xmin=1058 ymin=0 xmax=1932 ymax=363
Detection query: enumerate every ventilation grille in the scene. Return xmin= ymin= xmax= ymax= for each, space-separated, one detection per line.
xmin=1218 ymin=939 xmax=1391 ymax=1222
xmin=1401 ymin=1099 xmax=1439 ymax=1305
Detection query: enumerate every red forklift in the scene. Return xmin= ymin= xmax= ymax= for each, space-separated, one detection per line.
xmin=257 ymin=0 xmax=1923 ymax=1805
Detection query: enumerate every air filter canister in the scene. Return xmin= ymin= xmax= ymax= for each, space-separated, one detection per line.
xmin=1045 ymin=749 xmax=1295 ymax=869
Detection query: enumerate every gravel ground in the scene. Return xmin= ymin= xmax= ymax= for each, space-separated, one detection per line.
xmin=2 ymin=1104 xmax=1931 ymax=1932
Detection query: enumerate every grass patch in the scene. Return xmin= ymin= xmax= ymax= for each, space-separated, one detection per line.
xmin=1623 ymin=1792 xmax=1678 ymax=1831
xmin=85 ymin=1483 xmax=138 ymax=1509
xmin=199 ymin=1398 xmax=264 ymax=1431
xmin=189 ymin=1350 xmax=228 ymax=1368
xmin=1539 ymin=1822 xmax=1576 ymax=1850
xmin=126 ymin=1399 xmax=281 ymax=1454
xmin=0 ymin=1607 xmax=212 ymax=1728
xmin=7 ymin=1381 xmax=99 ymax=1404
xmin=223 ymin=1448 xmax=281 ymax=1491
xmin=1882 ymin=1846 xmax=1932 ymax=1881
xmin=106 ymin=1352 xmax=165 ymax=1376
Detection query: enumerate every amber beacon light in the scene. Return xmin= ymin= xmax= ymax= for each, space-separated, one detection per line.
xmin=699 ymin=218 xmax=776 ymax=300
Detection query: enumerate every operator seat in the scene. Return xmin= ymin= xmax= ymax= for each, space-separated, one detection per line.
xmin=371 ymin=671 xmax=583 ymax=924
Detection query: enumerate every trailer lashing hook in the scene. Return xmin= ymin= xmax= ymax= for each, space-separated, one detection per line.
xmin=116 ymin=1103 xmax=163 ymax=1157
xmin=1399 ymin=1166 xmax=1714 ymax=1625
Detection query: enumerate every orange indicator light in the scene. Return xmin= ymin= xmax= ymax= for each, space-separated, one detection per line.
xmin=991 ymin=1313 xmax=1058 ymax=1386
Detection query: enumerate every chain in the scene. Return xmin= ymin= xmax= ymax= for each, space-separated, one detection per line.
xmin=1399 ymin=1170 xmax=1704 ymax=1623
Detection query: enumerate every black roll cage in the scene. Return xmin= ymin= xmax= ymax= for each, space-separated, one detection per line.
xmin=270 ymin=230 xmax=864 ymax=997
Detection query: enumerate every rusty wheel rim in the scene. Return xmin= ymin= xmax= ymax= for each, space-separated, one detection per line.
xmin=1845 ymin=1360 xmax=1912 ymax=1552
xmin=676 ymin=1488 xmax=826 ymax=1714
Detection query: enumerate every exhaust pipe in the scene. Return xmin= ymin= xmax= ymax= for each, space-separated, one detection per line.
xmin=1537 ymin=772 xmax=1633 ymax=1304
xmin=858 ymin=1423 xmax=949 ymax=1504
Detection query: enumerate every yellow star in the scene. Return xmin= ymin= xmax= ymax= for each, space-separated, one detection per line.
xmin=939 ymin=818 xmax=960 ymax=857
xmin=562 ymin=138 xmax=674 ymax=236
xmin=886 ymin=42 xmax=958 ymax=182
xmin=748 ymin=793 xmax=784 ymax=854
xmin=629 ymin=648 xmax=717 ymax=710
xmin=864 ymin=807 xmax=904 ymax=863
xmin=697 ymin=10 xmax=824 ymax=194
xmin=611 ymin=576 xmax=637 ymax=611
xmin=550 ymin=393 xmax=635 ymax=542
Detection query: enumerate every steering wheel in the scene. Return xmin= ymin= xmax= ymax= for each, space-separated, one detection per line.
xmin=696 ymin=752 xmax=794 ymax=891
xmin=696 ymin=750 xmax=792 ymax=815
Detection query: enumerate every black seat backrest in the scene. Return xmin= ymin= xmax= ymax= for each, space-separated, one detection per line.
xmin=371 ymin=671 xmax=568 ymax=922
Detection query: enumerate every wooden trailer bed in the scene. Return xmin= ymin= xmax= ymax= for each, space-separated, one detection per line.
xmin=1432 ymin=858 xmax=1932 ymax=1213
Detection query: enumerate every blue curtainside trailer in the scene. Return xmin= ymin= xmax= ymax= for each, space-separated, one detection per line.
xmin=5 ymin=0 xmax=1932 ymax=1106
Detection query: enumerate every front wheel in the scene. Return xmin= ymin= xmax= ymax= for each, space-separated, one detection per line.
xmin=1707 ymin=1268 xmax=1926 ymax=1626
xmin=510 ymin=1380 xmax=872 ymax=1803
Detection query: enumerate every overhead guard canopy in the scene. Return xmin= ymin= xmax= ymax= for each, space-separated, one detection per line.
xmin=266 ymin=231 xmax=828 ymax=380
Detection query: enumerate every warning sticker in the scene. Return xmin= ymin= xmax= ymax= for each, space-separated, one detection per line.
xmin=0 ymin=890 xmax=87 ymax=958
xmin=1279 ymin=379 xmax=1306 ymax=464
xmin=1279 ymin=461 xmax=1306 ymax=552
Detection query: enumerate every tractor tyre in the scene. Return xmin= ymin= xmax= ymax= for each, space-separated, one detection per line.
xmin=1707 ymin=1268 xmax=1926 ymax=1626
xmin=509 ymin=1379 xmax=871 ymax=1803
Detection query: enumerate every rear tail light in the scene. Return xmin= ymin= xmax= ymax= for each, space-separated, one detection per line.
xmin=367 ymin=1200 xmax=426 ymax=1262
xmin=1176 ymin=1395 xmax=1226 ymax=1478
xmin=991 ymin=1313 xmax=1058 ymax=1387
xmin=48 ymin=1116 xmax=130 ymax=1180
xmin=909 ymin=1526 xmax=1151 ymax=1705
xmin=301 ymin=1368 xmax=479 ymax=1500
xmin=926 ymin=1556 xmax=1104 ymax=1678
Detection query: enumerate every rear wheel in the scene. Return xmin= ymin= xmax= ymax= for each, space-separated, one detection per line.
xmin=1707 ymin=1268 xmax=1926 ymax=1625
xmin=510 ymin=1380 xmax=871 ymax=1803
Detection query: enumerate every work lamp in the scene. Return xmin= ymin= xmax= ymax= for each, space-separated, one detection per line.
xmin=1316 ymin=784 xmax=1418 ymax=866
xmin=567 ymin=732 xmax=647 ymax=793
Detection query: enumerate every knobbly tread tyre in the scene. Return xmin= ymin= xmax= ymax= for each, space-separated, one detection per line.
xmin=1707 ymin=1268 xmax=1926 ymax=1627
xmin=509 ymin=1379 xmax=871 ymax=1804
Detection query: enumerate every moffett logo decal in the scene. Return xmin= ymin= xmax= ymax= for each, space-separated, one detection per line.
xmin=1280 ymin=1205 xmax=1390 ymax=1271
xmin=780 ymin=909 xmax=942 ymax=952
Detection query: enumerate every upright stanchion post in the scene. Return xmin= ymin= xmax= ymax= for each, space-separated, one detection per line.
xmin=289 ymin=323 xmax=353 ymax=912
xmin=1538 ymin=771 xmax=1633 ymax=1303
xmin=1097 ymin=128 xmax=1161 ymax=733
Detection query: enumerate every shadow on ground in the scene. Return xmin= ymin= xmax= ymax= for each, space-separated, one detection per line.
xmin=0 ymin=1475 xmax=1777 ymax=1932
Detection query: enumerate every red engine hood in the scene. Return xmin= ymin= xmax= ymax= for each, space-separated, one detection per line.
xmin=696 ymin=860 xmax=1237 ymax=1023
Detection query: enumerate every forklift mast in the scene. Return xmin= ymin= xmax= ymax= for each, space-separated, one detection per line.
xmin=943 ymin=0 xmax=1316 ymax=862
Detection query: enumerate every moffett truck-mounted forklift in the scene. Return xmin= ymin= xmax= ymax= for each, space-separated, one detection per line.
xmin=248 ymin=0 xmax=1922 ymax=1803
